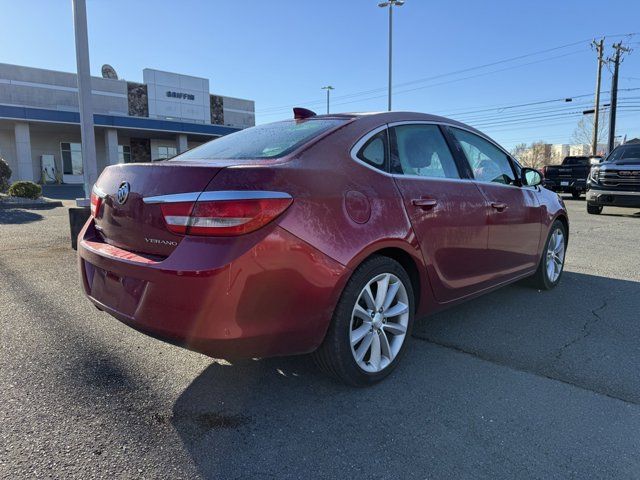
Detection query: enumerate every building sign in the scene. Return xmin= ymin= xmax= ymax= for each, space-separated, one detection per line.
xmin=166 ymin=91 xmax=195 ymax=101
xmin=143 ymin=68 xmax=210 ymax=123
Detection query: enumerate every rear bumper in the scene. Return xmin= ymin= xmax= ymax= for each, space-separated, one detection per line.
xmin=78 ymin=220 xmax=348 ymax=358
xmin=586 ymin=188 xmax=640 ymax=208
xmin=543 ymin=179 xmax=586 ymax=192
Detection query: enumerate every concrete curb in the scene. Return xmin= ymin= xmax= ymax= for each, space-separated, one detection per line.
xmin=0 ymin=199 xmax=64 ymax=209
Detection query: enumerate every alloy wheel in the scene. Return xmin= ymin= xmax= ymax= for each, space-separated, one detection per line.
xmin=545 ymin=228 xmax=565 ymax=283
xmin=349 ymin=273 xmax=410 ymax=373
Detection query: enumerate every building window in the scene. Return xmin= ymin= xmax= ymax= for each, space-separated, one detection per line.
xmin=157 ymin=146 xmax=177 ymax=160
xmin=118 ymin=145 xmax=131 ymax=163
xmin=61 ymin=142 xmax=83 ymax=175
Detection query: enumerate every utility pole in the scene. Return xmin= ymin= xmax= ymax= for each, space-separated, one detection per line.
xmin=591 ymin=39 xmax=604 ymax=156
xmin=607 ymin=42 xmax=631 ymax=153
xmin=378 ymin=1 xmax=404 ymax=111
xmin=72 ymin=0 xmax=98 ymax=199
xmin=321 ymin=86 xmax=334 ymax=114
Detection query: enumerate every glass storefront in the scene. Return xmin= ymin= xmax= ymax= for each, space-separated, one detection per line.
xmin=61 ymin=142 xmax=83 ymax=175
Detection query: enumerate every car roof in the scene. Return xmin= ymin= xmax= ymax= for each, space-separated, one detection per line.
xmin=305 ymin=110 xmax=500 ymax=149
xmin=312 ymin=110 xmax=485 ymax=134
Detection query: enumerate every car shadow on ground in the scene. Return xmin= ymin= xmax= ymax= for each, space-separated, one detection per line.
xmin=0 ymin=207 xmax=45 ymax=224
xmin=170 ymin=271 xmax=640 ymax=477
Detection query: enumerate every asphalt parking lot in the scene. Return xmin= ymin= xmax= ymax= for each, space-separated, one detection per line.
xmin=1 ymin=198 xmax=639 ymax=479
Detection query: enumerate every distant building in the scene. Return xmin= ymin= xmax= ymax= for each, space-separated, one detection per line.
xmin=550 ymin=144 xmax=570 ymax=164
xmin=0 ymin=63 xmax=255 ymax=184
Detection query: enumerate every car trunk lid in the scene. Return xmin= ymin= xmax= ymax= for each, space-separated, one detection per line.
xmin=93 ymin=162 xmax=224 ymax=257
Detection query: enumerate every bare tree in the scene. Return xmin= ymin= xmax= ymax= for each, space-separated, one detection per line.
xmin=527 ymin=141 xmax=551 ymax=169
xmin=510 ymin=143 xmax=527 ymax=160
xmin=571 ymin=115 xmax=608 ymax=147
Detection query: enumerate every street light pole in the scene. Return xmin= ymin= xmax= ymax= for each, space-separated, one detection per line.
xmin=72 ymin=0 xmax=98 ymax=199
xmin=321 ymin=86 xmax=334 ymax=114
xmin=378 ymin=1 xmax=404 ymax=112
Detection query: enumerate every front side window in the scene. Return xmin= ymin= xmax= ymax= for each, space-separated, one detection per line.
xmin=391 ymin=124 xmax=460 ymax=179
xmin=356 ymin=129 xmax=387 ymax=170
xmin=61 ymin=142 xmax=82 ymax=175
xmin=449 ymin=128 xmax=515 ymax=185
xmin=173 ymin=119 xmax=347 ymax=161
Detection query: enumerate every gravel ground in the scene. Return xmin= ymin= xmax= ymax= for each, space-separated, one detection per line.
xmin=1 ymin=198 xmax=639 ymax=479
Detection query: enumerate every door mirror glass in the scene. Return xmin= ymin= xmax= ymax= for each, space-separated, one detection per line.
xmin=521 ymin=168 xmax=542 ymax=186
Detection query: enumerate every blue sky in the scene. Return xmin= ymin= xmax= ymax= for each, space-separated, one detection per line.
xmin=1 ymin=0 xmax=639 ymax=150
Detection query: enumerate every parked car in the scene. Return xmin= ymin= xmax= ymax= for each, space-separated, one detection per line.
xmin=587 ymin=141 xmax=640 ymax=214
xmin=78 ymin=110 xmax=568 ymax=386
xmin=542 ymin=156 xmax=593 ymax=198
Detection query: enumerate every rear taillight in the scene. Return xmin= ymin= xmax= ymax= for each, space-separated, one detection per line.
xmin=160 ymin=196 xmax=292 ymax=236
xmin=90 ymin=190 xmax=102 ymax=218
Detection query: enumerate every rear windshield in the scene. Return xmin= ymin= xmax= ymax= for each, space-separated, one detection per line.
xmin=606 ymin=144 xmax=640 ymax=162
xmin=563 ymin=157 xmax=589 ymax=165
xmin=172 ymin=119 xmax=347 ymax=161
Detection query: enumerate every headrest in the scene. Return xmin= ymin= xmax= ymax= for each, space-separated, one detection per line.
xmin=403 ymin=131 xmax=434 ymax=169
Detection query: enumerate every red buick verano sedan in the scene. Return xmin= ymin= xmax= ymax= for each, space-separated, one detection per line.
xmin=78 ymin=110 xmax=568 ymax=385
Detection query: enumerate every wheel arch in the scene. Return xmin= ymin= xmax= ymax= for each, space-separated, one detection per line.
xmin=345 ymin=242 xmax=428 ymax=315
xmin=554 ymin=213 xmax=569 ymax=243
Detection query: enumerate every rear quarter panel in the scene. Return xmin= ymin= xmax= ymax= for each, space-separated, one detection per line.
xmin=203 ymin=119 xmax=435 ymax=316
xmin=538 ymin=187 xmax=569 ymax=252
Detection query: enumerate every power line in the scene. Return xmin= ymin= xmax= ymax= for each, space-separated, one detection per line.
xmin=260 ymin=49 xmax=588 ymax=116
xmin=257 ymin=32 xmax=639 ymax=115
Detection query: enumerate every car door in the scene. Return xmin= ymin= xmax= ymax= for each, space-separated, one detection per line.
xmin=388 ymin=123 xmax=493 ymax=303
xmin=446 ymin=127 xmax=543 ymax=280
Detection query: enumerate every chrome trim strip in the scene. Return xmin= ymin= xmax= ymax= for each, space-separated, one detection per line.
xmin=92 ymin=185 xmax=107 ymax=199
xmin=142 ymin=192 xmax=201 ymax=204
xmin=143 ymin=190 xmax=292 ymax=204
xmin=587 ymin=189 xmax=640 ymax=197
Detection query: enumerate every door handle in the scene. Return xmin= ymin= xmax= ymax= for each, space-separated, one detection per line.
xmin=412 ymin=198 xmax=438 ymax=209
xmin=491 ymin=202 xmax=507 ymax=211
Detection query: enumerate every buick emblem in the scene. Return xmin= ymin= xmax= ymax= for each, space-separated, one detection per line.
xmin=116 ymin=182 xmax=130 ymax=205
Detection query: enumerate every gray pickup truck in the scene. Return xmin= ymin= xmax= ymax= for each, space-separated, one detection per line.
xmin=543 ymin=156 xmax=597 ymax=199
xmin=587 ymin=141 xmax=640 ymax=214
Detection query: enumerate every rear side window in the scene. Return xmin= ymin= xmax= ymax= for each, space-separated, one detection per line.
xmin=356 ymin=129 xmax=388 ymax=170
xmin=390 ymin=124 xmax=460 ymax=179
xmin=172 ymin=119 xmax=346 ymax=160
xmin=449 ymin=128 xmax=516 ymax=185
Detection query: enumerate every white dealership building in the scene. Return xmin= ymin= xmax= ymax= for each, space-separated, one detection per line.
xmin=0 ymin=63 xmax=255 ymax=184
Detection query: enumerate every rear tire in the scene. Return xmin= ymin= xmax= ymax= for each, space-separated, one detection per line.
xmin=587 ymin=203 xmax=603 ymax=215
xmin=313 ymin=255 xmax=415 ymax=386
xmin=571 ymin=191 xmax=581 ymax=199
xmin=529 ymin=220 xmax=567 ymax=290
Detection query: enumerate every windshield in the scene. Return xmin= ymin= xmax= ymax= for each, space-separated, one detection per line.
xmin=605 ymin=144 xmax=640 ymax=163
xmin=171 ymin=119 xmax=347 ymax=161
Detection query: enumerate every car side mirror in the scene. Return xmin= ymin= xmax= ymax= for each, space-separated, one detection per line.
xmin=521 ymin=168 xmax=542 ymax=187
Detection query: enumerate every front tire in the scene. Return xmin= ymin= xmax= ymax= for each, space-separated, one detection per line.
xmin=571 ymin=191 xmax=581 ymax=199
xmin=529 ymin=220 xmax=567 ymax=290
xmin=313 ymin=255 xmax=415 ymax=386
xmin=587 ymin=203 xmax=603 ymax=214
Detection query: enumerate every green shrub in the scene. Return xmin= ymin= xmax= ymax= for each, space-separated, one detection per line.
xmin=8 ymin=181 xmax=42 ymax=199
xmin=0 ymin=157 xmax=11 ymax=193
